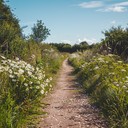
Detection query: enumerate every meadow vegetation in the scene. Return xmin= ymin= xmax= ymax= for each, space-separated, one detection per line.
xmin=69 ymin=50 xmax=128 ymax=128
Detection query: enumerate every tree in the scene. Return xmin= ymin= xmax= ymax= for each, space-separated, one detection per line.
xmin=102 ymin=26 xmax=128 ymax=57
xmin=0 ymin=0 xmax=22 ymax=54
xmin=30 ymin=20 xmax=50 ymax=43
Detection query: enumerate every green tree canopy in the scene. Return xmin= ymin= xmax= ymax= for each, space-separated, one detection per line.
xmin=30 ymin=20 xmax=50 ymax=43
xmin=0 ymin=0 xmax=22 ymax=54
xmin=102 ymin=26 xmax=128 ymax=59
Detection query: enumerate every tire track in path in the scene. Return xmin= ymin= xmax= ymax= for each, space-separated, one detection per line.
xmin=38 ymin=59 xmax=107 ymax=128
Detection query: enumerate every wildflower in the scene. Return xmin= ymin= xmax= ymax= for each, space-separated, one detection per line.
xmin=38 ymin=76 xmax=42 ymax=80
xmin=116 ymin=84 xmax=120 ymax=87
xmin=31 ymin=54 xmax=35 ymax=59
xmin=36 ymin=67 xmax=39 ymax=71
xmin=98 ymin=57 xmax=104 ymax=62
xmin=28 ymin=71 xmax=32 ymax=76
xmin=24 ymin=83 xmax=28 ymax=86
xmin=15 ymin=57 xmax=19 ymax=61
xmin=29 ymin=81 xmax=33 ymax=85
xmin=108 ymin=54 xmax=113 ymax=57
xmin=94 ymin=66 xmax=99 ymax=70
xmin=49 ymin=77 xmax=52 ymax=81
xmin=18 ymin=69 xmax=24 ymax=75
xmin=117 ymin=61 xmax=122 ymax=63
xmin=121 ymin=69 xmax=126 ymax=72
xmin=123 ymin=85 xmax=127 ymax=89
xmin=8 ymin=69 xmax=13 ymax=74
xmin=41 ymin=84 xmax=44 ymax=88
xmin=9 ymin=74 xmax=15 ymax=78
xmin=8 ymin=59 xmax=12 ymax=63
xmin=41 ymin=90 xmax=44 ymax=94
xmin=12 ymin=79 xmax=16 ymax=82
xmin=46 ymin=79 xmax=50 ymax=83
xmin=109 ymin=72 xmax=115 ymax=75
xmin=126 ymin=90 xmax=128 ymax=93
xmin=0 ymin=55 xmax=6 ymax=59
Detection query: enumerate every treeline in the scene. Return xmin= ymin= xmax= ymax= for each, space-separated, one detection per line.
xmin=50 ymin=41 xmax=95 ymax=53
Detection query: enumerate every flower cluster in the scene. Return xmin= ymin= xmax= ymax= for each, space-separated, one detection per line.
xmin=0 ymin=55 xmax=52 ymax=96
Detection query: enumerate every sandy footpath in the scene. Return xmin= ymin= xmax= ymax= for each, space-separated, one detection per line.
xmin=38 ymin=59 xmax=107 ymax=128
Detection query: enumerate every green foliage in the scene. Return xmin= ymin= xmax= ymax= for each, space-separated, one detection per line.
xmin=102 ymin=26 xmax=128 ymax=59
xmin=69 ymin=53 xmax=128 ymax=128
xmin=30 ymin=20 xmax=50 ymax=43
xmin=50 ymin=41 xmax=89 ymax=53
xmin=0 ymin=0 xmax=22 ymax=55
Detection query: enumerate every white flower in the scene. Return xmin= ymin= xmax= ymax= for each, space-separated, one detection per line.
xmin=12 ymin=79 xmax=16 ymax=82
xmin=36 ymin=67 xmax=39 ymax=71
xmin=38 ymin=75 xmax=42 ymax=80
xmin=121 ymin=69 xmax=126 ymax=72
xmin=24 ymin=83 xmax=28 ymax=86
xmin=41 ymin=90 xmax=44 ymax=94
xmin=9 ymin=74 xmax=15 ymax=78
xmin=0 ymin=55 xmax=6 ymax=59
xmin=31 ymin=54 xmax=35 ymax=59
xmin=8 ymin=59 xmax=11 ymax=63
xmin=49 ymin=77 xmax=52 ymax=81
xmin=123 ymin=86 xmax=127 ymax=89
xmin=28 ymin=71 xmax=32 ymax=76
xmin=98 ymin=57 xmax=104 ymax=62
xmin=18 ymin=69 xmax=24 ymax=74
xmin=41 ymin=84 xmax=44 ymax=88
xmin=29 ymin=81 xmax=33 ymax=85
xmin=118 ymin=61 xmax=122 ymax=63
xmin=46 ymin=79 xmax=50 ymax=83
xmin=15 ymin=57 xmax=20 ymax=61
xmin=94 ymin=66 xmax=99 ymax=70
xmin=8 ymin=69 xmax=13 ymax=74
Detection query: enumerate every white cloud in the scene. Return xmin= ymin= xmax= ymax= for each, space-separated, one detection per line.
xmin=97 ymin=1 xmax=128 ymax=12
xmin=61 ymin=40 xmax=71 ymax=44
xmin=78 ymin=1 xmax=103 ymax=8
xmin=77 ymin=37 xmax=97 ymax=44
xmin=115 ymin=2 xmax=128 ymax=6
xmin=105 ymin=6 xmax=127 ymax=12
xmin=111 ymin=20 xmax=116 ymax=24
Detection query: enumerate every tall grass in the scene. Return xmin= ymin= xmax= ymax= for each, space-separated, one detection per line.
xmin=69 ymin=53 xmax=128 ymax=128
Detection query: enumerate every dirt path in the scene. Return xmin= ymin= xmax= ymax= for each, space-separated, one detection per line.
xmin=38 ymin=59 xmax=107 ymax=128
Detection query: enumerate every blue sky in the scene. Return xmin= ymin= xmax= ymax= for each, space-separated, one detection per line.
xmin=6 ymin=0 xmax=128 ymax=45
